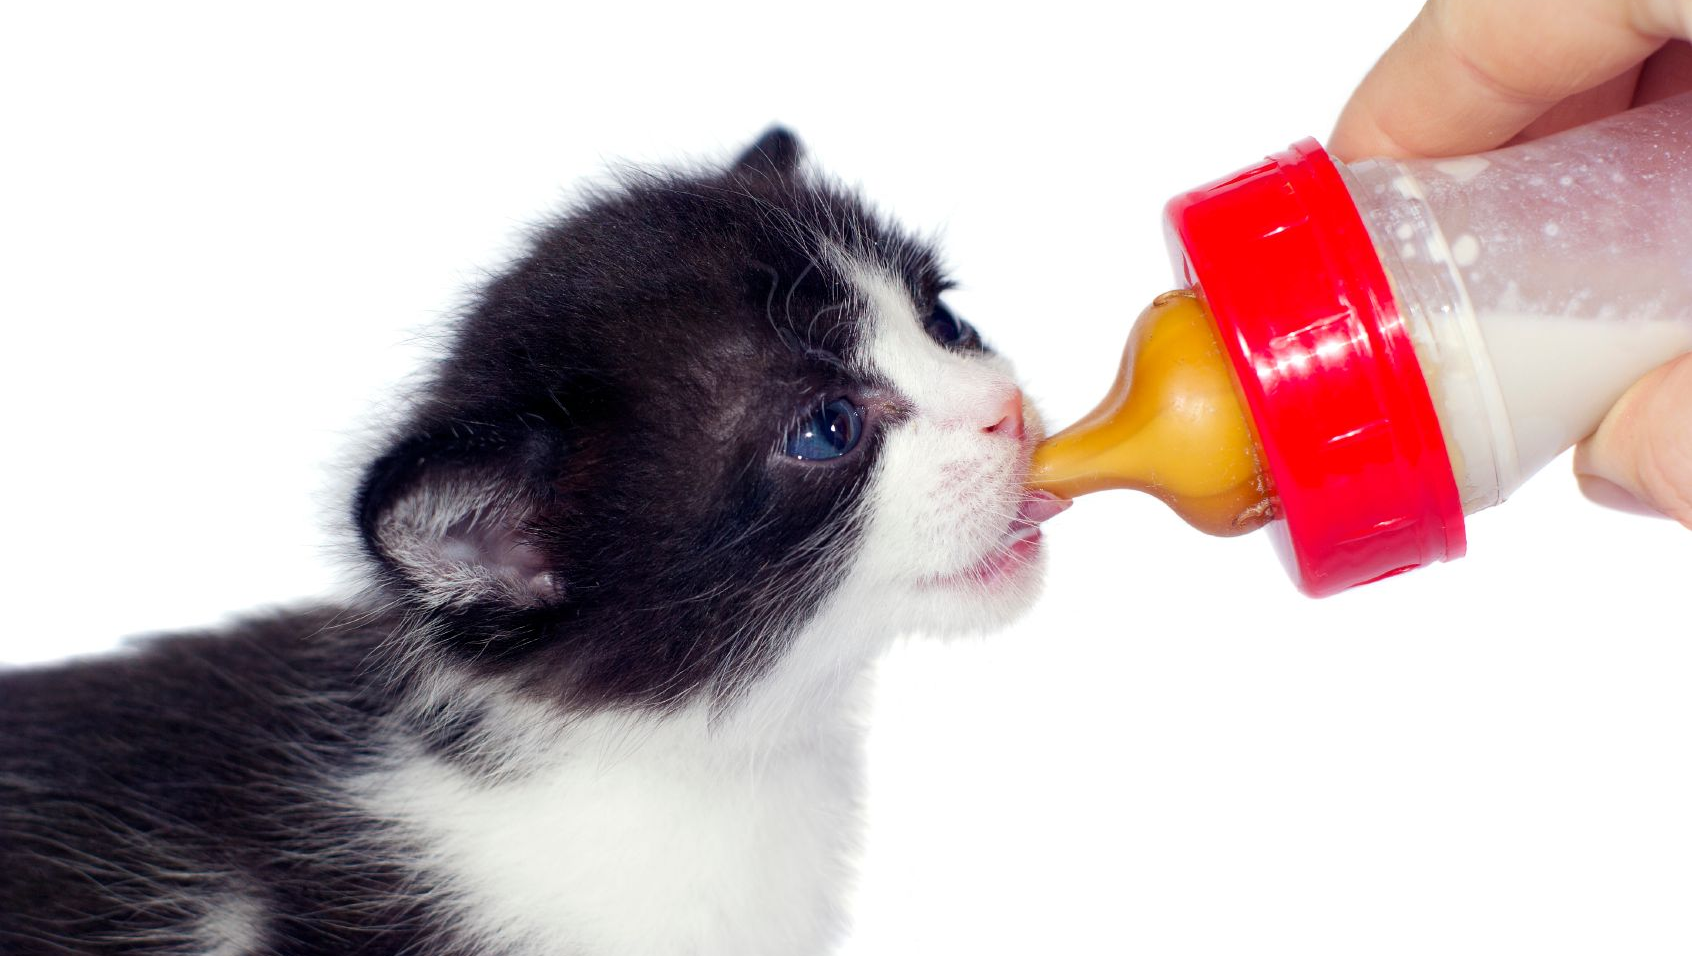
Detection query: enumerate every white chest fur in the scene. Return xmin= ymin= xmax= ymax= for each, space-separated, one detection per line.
xmin=359 ymin=692 xmax=867 ymax=956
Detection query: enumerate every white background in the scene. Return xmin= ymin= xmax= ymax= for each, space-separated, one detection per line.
xmin=4 ymin=2 xmax=1690 ymax=953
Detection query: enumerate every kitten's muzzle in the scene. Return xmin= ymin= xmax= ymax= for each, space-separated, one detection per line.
xmin=1005 ymin=491 xmax=1070 ymax=547
xmin=982 ymin=389 xmax=1026 ymax=441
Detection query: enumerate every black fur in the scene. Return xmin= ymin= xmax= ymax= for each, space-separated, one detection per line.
xmin=0 ymin=612 xmax=442 ymax=955
xmin=0 ymin=129 xmax=954 ymax=952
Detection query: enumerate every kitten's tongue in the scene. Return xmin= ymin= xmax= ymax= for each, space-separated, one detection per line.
xmin=1018 ymin=491 xmax=1072 ymax=527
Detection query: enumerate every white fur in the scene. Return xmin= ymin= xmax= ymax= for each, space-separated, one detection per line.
xmin=355 ymin=625 xmax=874 ymax=956
xmin=195 ymin=894 xmax=265 ymax=956
xmin=355 ymin=252 xmax=1044 ymax=955
xmin=845 ymin=260 xmax=1049 ymax=633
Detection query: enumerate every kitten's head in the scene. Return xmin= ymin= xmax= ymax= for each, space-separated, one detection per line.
xmin=356 ymin=129 xmax=1057 ymax=709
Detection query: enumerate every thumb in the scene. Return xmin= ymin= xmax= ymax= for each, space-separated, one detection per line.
xmin=1574 ymin=352 xmax=1692 ymax=528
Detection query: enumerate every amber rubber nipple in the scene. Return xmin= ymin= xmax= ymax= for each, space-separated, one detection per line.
xmin=1029 ymin=290 xmax=1272 ymax=537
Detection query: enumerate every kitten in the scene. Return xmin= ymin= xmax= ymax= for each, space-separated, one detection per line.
xmin=0 ymin=128 xmax=1062 ymax=956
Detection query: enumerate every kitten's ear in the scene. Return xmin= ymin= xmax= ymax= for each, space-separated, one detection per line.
xmin=734 ymin=126 xmax=803 ymax=177
xmin=356 ymin=429 xmax=560 ymax=611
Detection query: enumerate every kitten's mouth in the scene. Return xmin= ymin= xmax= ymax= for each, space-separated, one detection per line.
xmin=931 ymin=491 xmax=1071 ymax=588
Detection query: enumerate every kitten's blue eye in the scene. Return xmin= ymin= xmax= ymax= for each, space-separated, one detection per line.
xmin=924 ymin=302 xmax=979 ymax=350
xmin=785 ymin=397 xmax=863 ymax=461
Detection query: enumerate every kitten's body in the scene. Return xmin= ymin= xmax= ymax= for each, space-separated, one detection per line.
xmin=1 ymin=607 xmax=863 ymax=954
xmin=0 ymin=131 xmax=1050 ymax=954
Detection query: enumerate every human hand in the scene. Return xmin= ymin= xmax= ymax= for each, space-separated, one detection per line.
xmin=1330 ymin=0 xmax=1692 ymax=527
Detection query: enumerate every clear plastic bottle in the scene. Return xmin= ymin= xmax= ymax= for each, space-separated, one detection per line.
xmin=1346 ymin=95 xmax=1692 ymax=514
xmin=1031 ymin=92 xmax=1692 ymax=596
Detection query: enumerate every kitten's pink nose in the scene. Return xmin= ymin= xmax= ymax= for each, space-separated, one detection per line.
xmin=982 ymin=388 xmax=1025 ymax=440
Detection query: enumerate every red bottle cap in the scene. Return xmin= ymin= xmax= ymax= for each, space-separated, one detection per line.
xmin=1164 ymin=140 xmax=1466 ymax=597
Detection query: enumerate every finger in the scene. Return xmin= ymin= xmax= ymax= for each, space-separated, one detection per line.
xmin=1466 ymin=37 xmax=1692 ymax=144
xmin=1574 ymin=352 xmax=1692 ymax=528
xmin=1634 ymin=38 xmax=1692 ymax=103
xmin=1330 ymin=0 xmax=1676 ymax=161
xmin=1508 ymin=65 xmax=1641 ymax=143
xmin=1574 ymin=474 xmax=1673 ymax=516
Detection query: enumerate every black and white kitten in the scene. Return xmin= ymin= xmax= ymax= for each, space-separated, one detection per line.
xmin=0 ymin=129 xmax=1061 ymax=955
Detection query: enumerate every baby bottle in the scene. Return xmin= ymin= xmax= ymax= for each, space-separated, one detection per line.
xmin=1031 ymin=92 xmax=1692 ymax=596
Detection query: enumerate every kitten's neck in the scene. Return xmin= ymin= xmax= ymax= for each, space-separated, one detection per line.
xmin=359 ymin=620 xmax=879 ymax=956
xmin=387 ymin=606 xmax=892 ymax=774
xmin=705 ymin=598 xmax=897 ymax=749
